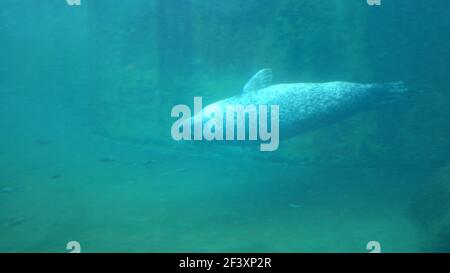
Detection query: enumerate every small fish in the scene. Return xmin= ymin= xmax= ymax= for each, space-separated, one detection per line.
xmin=50 ymin=174 xmax=61 ymax=180
xmin=35 ymin=139 xmax=54 ymax=145
xmin=133 ymin=159 xmax=157 ymax=166
xmin=98 ymin=157 xmax=116 ymax=163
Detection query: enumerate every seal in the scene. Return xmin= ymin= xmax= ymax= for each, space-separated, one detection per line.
xmin=189 ymin=68 xmax=407 ymax=140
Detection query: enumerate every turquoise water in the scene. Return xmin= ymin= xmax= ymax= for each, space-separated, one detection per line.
xmin=1 ymin=1 xmax=449 ymax=252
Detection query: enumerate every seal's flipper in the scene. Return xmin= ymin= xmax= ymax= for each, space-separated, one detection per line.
xmin=243 ymin=68 xmax=272 ymax=94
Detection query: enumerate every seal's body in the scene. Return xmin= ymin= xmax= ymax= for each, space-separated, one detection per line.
xmin=192 ymin=69 xmax=407 ymax=140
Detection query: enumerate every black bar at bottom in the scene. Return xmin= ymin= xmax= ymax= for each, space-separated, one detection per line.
xmin=0 ymin=253 xmax=447 ymax=272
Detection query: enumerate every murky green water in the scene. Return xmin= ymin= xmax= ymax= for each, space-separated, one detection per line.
xmin=1 ymin=1 xmax=449 ymax=252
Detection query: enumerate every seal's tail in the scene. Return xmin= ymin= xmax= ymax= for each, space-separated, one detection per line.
xmin=370 ymin=81 xmax=407 ymax=98
xmin=372 ymin=81 xmax=408 ymax=104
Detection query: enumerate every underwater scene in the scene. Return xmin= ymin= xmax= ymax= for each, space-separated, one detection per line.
xmin=0 ymin=0 xmax=449 ymax=253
